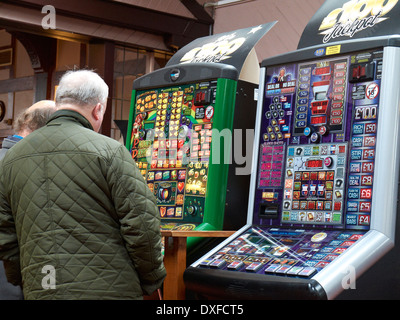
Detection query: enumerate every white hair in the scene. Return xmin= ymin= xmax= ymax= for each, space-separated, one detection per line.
xmin=56 ymin=70 xmax=109 ymax=108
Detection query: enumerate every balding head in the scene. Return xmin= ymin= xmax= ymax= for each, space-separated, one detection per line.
xmin=28 ymin=100 xmax=57 ymax=113
xmin=15 ymin=100 xmax=57 ymax=137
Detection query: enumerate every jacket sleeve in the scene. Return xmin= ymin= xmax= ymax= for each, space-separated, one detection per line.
xmin=108 ymin=145 xmax=166 ymax=295
xmin=0 ymin=164 xmax=22 ymax=286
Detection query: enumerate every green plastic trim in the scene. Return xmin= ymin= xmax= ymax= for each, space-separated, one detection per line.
xmin=188 ymin=77 xmax=238 ymax=248
xmin=125 ymin=89 xmax=137 ymax=151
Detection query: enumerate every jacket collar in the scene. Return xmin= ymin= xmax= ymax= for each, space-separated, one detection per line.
xmin=47 ymin=109 xmax=94 ymax=131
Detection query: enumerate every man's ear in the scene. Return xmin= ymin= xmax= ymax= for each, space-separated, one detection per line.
xmin=92 ymin=103 xmax=103 ymax=121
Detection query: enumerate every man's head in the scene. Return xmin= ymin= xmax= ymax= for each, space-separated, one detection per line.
xmin=55 ymin=70 xmax=109 ymax=132
xmin=15 ymin=100 xmax=57 ymax=137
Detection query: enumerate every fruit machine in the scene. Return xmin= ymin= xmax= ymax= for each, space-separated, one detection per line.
xmin=126 ymin=24 xmax=276 ymax=251
xmin=127 ymin=63 xmax=238 ymax=251
xmin=184 ymin=0 xmax=400 ymax=299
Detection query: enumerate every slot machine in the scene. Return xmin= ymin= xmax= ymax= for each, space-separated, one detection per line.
xmin=126 ymin=25 xmax=275 ymax=251
xmin=127 ymin=63 xmax=239 ymax=250
xmin=184 ymin=0 xmax=400 ymax=299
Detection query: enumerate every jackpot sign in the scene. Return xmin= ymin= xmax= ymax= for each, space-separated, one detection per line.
xmin=179 ymin=33 xmax=246 ymax=64
xmin=318 ymin=0 xmax=399 ymax=43
xmin=178 ymin=25 xmax=270 ymax=64
xmin=166 ymin=23 xmax=276 ymax=73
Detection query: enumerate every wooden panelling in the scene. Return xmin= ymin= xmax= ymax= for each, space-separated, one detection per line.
xmin=114 ymin=0 xmax=196 ymax=18
xmin=0 ymin=76 xmax=33 ymax=94
xmin=0 ymin=0 xmax=213 ymax=50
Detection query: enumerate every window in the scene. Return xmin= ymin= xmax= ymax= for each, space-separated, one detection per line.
xmin=112 ymin=46 xmax=172 ymax=142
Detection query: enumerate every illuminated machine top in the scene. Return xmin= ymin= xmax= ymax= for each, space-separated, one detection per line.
xmin=297 ymin=0 xmax=400 ymax=50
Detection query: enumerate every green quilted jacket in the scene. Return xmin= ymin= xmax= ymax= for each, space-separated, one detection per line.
xmin=0 ymin=110 xmax=166 ymax=300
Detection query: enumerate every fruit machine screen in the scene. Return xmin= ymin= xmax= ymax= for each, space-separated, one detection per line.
xmin=130 ymin=84 xmax=213 ymax=229
xmin=255 ymin=51 xmax=381 ymax=232
xmin=127 ymin=63 xmax=240 ymax=241
xmin=184 ymin=47 xmax=393 ymax=299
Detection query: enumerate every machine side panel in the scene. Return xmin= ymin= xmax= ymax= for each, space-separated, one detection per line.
xmin=369 ymin=46 xmax=400 ymax=239
xmin=246 ymin=68 xmax=266 ymax=224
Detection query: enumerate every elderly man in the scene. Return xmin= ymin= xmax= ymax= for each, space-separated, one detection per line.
xmin=0 ymin=100 xmax=56 ymax=300
xmin=0 ymin=70 xmax=166 ymax=300
xmin=0 ymin=100 xmax=56 ymax=159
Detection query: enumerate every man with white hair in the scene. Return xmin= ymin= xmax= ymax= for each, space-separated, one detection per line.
xmin=0 ymin=70 xmax=166 ymax=300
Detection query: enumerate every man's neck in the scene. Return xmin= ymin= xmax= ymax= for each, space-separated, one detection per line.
xmin=15 ymin=129 xmax=30 ymax=138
